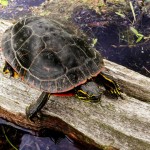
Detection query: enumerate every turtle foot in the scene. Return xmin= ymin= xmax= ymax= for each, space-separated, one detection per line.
xmin=96 ymin=73 xmax=122 ymax=98
xmin=3 ymin=61 xmax=19 ymax=78
xmin=26 ymin=92 xmax=50 ymax=121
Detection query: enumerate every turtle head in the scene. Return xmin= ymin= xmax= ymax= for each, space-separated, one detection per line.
xmin=75 ymin=81 xmax=102 ymax=102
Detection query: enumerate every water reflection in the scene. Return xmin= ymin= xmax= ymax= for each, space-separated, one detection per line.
xmin=0 ymin=0 xmax=45 ymax=19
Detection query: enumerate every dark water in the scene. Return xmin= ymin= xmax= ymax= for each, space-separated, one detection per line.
xmin=0 ymin=0 xmax=45 ymax=19
xmin=0 ymin=118 xmax=100 ymax=150
xmin=72 ymin=6 xmax=150 ymax=77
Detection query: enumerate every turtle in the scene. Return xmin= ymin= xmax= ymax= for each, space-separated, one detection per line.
xmin=1 ymin=16 xmax=121 ymax=120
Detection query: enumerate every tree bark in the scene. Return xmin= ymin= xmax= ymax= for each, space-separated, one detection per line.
xmin=0 ymin=20 xmax=150 ymax=150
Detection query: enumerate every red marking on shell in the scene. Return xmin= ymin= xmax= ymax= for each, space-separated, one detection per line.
xmin=53 ymin=92 xmax=75 ymax=97
xmin=53 ymin=67 xmax=105 ymax=93
xmin=91 ymin=67 xmax=105 ymax=77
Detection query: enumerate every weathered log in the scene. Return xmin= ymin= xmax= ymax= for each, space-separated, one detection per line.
xmin=0 ymin=20 xmax=150 ymax=150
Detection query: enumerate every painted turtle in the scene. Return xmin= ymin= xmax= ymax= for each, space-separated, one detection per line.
xmin=2 ymin=17 xmax=121 ymax=120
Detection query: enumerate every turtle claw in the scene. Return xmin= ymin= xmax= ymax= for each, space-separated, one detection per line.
xmin=106 ymin=86 xmax=122 ymax=99
xmin=26 ymin=107 xmax=42 ymax=122
xmin=108 ymin=83 xmax=121 ymax=96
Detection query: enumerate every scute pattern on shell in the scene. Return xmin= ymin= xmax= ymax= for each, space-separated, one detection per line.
xmin=2 ymin=16 xmax=104 ymax=93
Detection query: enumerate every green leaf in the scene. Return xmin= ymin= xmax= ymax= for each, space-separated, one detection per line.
xmin=130 ymin=27 xmax=144 ymax=43
xmin=0 ymin=0 xmax=8 ymax=6
xmin=91 ymin=38 xmax=98 ymax=47
xmin=136 ymin=36 xmax=143 ymax=43
xmin=115 ymin=12 xmax=125 ymax=18
xmin=129 ymin=1 xmax=136 ymax=22
xmin=130 ymin=27 xmax=139 ymax=35
xmin=137 ymin=33 xmax=144 ymax=37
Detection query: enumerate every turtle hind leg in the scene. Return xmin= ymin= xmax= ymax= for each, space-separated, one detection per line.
xmin=26 ymin=92 xmax=50 ymax=121
xmin=95 ymin=73 xmax=121 ymax=97
xmin=3 ymin=61 xmax=14 ymax=77
xmin=3 ymin=61 xmax=19 ymax=78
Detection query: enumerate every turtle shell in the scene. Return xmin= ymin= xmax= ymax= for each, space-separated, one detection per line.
xmin=2 ymin=16 xmax=104 ymax=93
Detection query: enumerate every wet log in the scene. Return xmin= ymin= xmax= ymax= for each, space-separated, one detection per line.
xmin=0 ymin=20 xmax=150 ymax=150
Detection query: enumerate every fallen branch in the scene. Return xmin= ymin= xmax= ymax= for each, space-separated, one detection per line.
xmin=0 ymin=20 xmax=150 ymax=150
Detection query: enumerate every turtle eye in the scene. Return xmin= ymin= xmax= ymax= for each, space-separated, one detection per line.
xmin=88 ymin=95 xmax=101 ymax=103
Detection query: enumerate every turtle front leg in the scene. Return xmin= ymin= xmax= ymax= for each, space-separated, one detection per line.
xmin=95 ymin=73 xmax=121 ymax=97
xmin=26 ymin=92 xmax=50 ymax=121
xmin=3 ymin=61 xmax=19 ymax=78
